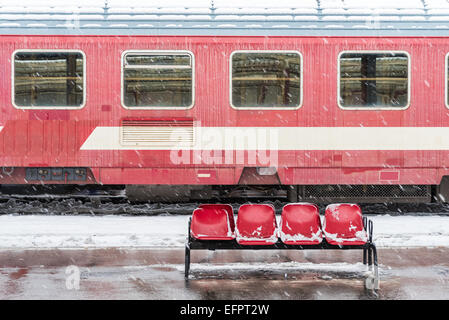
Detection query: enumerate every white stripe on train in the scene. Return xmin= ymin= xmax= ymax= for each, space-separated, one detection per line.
xmin=80 ymin=126 xmax=449 ymax=151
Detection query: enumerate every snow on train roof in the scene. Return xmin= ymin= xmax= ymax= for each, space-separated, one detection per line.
xmin=0 ymin=0 xmax=449 ymax=36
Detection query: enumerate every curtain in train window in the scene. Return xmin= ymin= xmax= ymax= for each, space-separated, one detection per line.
xmin=123 ymin=52 xmax=193 ymax=108
xmin=231 ymin=52 xmax=301 ymax=108
xmin=14 ymin=51 xmax=84 ymax=108
xmin=339 ymin=52 xmax=409 ymax=108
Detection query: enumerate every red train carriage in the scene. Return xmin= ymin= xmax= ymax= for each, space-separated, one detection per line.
xmin=1 ymin=0 xmax=449 ymax=203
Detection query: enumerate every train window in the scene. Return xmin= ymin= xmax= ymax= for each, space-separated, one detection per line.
xmin=13 ymin=51 xmax=85 ymax=109
xmin=122 ymin=51 xmax=194 ymax=109
xmin=231 ymin=51 xmax=302 ymax=109
xmin=339 ymin=52 xmax=410 ymax=109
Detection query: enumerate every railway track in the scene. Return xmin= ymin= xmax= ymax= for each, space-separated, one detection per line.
xmin=0 ymin=194 xmax=448 ymax=216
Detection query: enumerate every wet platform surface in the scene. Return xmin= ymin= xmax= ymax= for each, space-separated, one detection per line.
xmin=0 ymin=247 xmax=448 ymax=300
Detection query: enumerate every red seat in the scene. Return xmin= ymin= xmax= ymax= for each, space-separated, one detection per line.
xmin=323 ymin=203 xmax=368 ymax=245
xmin=199 ymin=204 xmax=235 ymax=233
xmin=236 ymin=204 xmax=278 ymax=245
xmin=190 ymin=206 xmax=235 ymax=240
xmin=279 ymin=203 xmax=323 ymax=245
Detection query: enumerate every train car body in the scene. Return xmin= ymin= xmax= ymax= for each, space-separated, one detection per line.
xmin=1 ymin=0 xmax=449 ymax=202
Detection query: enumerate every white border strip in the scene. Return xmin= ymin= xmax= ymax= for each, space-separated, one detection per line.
xmin=445 ymin=52 xmax=449 ymax=110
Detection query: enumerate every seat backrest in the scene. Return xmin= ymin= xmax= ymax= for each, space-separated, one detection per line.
xmin=280 ymin=203 xmax=322 ymax=244
xmin=198 ymin=204 xmax=234 ymax=232
xmin=236 ymin=204 xmax=277 ymax=243
xmin=323 ymin=203 xmax=367 ymax=244
xmin=190 ymin=207 xmax=234 ymax=240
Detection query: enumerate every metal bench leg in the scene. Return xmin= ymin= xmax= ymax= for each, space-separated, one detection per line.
xmin=367 ymin=245 xmax=373 ymax=267
xmin=363 ymin=247 xmax=367 ymax=265
xmin=371 ymin=243 xmax=380 ymax=290
xmin=185 ymin=217 xmax=192 ymax=280
xmin=185 ymin=244 xmax=191 ymax=280
xmin=364 ymin=244 xmax=380 ymax=291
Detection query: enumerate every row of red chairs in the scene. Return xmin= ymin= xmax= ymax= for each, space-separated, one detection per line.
xmin=186 ymin=202 xmax=379 ymax=290
xmin=190 ymin=203 xmax=369 ymax=246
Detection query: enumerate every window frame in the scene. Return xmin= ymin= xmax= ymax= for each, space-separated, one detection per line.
xmin=445 ymin=52 xmax=449 ymax=109
xmin=11 ymin=49 xmax=87 ymax=110
xmin=229 ymin=50 xmax=303 ymax=110
xmin=337 ymin=50 xmax=411 ymax=111
xmin=120 ymin=50 xmax=195 ymax=110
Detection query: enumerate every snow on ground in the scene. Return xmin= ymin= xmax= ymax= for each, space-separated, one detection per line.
xmin=164 ymin=261 xmax=370 ymax=276
xmin=0 ymin=214 xmax=448 ymax=249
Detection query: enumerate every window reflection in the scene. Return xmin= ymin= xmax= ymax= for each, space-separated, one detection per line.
xmin=232 ymin=52 xmax=301 ymax=108
xmin=14 ymin=52 xmax=84 ymax=108
xmin=123 ymin=53 xmax=193 ymax=108
xmin=339 ymin=52 xmax=408 ymax=108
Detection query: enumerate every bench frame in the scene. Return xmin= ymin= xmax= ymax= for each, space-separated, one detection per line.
xmin=184 ymin=216 xmax=379 ymax=290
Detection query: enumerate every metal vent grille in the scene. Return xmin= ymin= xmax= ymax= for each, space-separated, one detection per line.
xmin=121 ymin=119 xmax=194 ymax=148
xmin=299 ymin=185 xmax=431 ymax=203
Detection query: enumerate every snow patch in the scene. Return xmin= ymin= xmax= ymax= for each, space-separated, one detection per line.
xmin=167 ymin=261 xmax=369 ymax=274
xmin=279 ymin=227 xmax=323 ymax=243
xmin=0 ymin=214 xmax=448 ymax=249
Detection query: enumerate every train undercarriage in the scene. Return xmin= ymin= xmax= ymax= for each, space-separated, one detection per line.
xmin=0 ymin=166 xmax=448 ymax=204
xmin=123 ymin=184 xmax=436 ymax=203
xmin=0 ymin=183 xmax=440 ymax=204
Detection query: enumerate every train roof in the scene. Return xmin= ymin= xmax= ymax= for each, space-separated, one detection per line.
xmin=1 ymin=0 xmax=449 ymax=37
